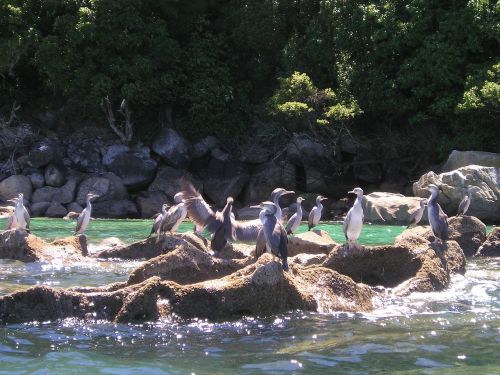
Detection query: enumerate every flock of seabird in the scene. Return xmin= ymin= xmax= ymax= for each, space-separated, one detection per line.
xmin=4 ymin=181 xmax=472 ymax=270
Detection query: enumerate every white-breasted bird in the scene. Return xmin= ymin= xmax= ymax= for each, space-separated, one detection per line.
xmin=407 ymin=199 xmax=427 ymax=229
xmin=343 ymin=187 xmax=364 ymax=251
xmin=148 ymin=203 xmax=170 ymax=238
xmin=286 ymin=197 xmax=304 ymax=235
xmin=6 ymin=193 xmax=30 ymax=232
xmin=158 ymin=192 xmax=188 ymax=239
xmin=270 ymin=187 xmax=295 ymax=222
xmin=457 ymin=187 xmax=472 ymax=216
xmin=75 ymin=193 xmax=99 ymax=235
xmin=308 ymin=195 xmax=327 ymax=231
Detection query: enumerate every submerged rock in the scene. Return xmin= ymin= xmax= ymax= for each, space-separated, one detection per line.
xmin=0 ymin=230 xmax=87 ymax=262
xmin=475 ymin=228 xmax=499 ymax=257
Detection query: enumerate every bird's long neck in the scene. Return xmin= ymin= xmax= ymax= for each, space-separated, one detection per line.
xmin=296 ymin=200 xmax=302 ymax=217
xmin=354 ymin=194 xmax=363 ymax=208
xmin=273 ymin=195 xmax=282 ymax=219
xmin=86 ymin=197 xmax=92 ymax=209
xmin=428 ymin=190 xmax=438 ymax=205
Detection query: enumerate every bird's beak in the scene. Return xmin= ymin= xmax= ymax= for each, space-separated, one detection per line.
xmin=320 ymin=197 xmax=328 ymax=201
xmin=249 ymin=205 xmax=261 ymax=209
xmin=348 ymin=190 xmax=355 ymax=194
xmin=283 ymin=190 xmax=294 ymax=196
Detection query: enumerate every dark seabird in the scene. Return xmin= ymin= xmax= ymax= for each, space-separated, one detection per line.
xmin=158 ymin=192 xmax=187 ymax=236
xmin=148 ymin=203 xmax=170 ymax=238
xmin=286 ymin=197 xmax=304 ymax=235
xmin=343 ymin=187 xmax=364 ymax=251
xmin=75 ymin=193 xmax=99 ymax=235
xmin=270 ymin=187 xmax=295 ymax=222
xmin=457 ymin=187 xmax=472 ymax=216
xmin=407 ymin=199 xmax=427 ymax=229
xmin=182 ymin=182 xmax=233 ymax=255
xmin=426 ymin=184 xmax=449 ymax=244
xmin=254 ymin=201 xmax=288 ymax=271
xmin=308 ymin=195 xmax=327 ymax=230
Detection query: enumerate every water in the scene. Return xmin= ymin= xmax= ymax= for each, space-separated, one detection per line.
xmin=0 ymin=218 xmax=498 ymax=374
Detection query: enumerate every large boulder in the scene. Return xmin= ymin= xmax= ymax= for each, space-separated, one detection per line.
xmin=0 ymin=230 xmax=87 ymax=262
xmin=32 ymin=178 xmax=77 ymax=204
xmin=30 ymin=202 xmax=50 ymax=216
xmin=152 ymin=128 xmax=191 ymax=169
xmin=476 ymin=228 xmax=500 ymax=257
xmin=243 ymin=161 xmax=296 ymax=204
xmin=288 ymin=230 xmax=338 ymax=257
xmin=67 ymin=139 xmax=103 ymax=173
xmin=0 ymin=254 xmax=374 ymax=323
xmin=76 ymin=174 xmax=127 ymax=205
xmin=27 ymin=142 xmax=54 ymax=168
xmin=442 ymin=150 xmax=500 ymax=172
xmin=192 ymin=136 xmax=219 ymax=159
xmin=364 ymin=192 xmax=428 ymax=225
xmin=0 ymin=175 xmax=32 ymax=201
xmin=44 ymin=163 xmax=66 ymax=187
xmin=447 ymin=216 xmax=486 ymax=256
xmin=45 ymin=202 xmax=67 ymax=218
xmin=202 ymin=159 xmax=249 ymax=206
xmin=92 ymin=199 xmax=138 ymax=218
xmin=104 ymin=146 xmax=157 ymax=191
xmin=135 ymin=191 xmax=169 ymax=218
xmin=413 ymin=166 xmax=500 ymax=222
xmin=148 ymin=166 xmax=195 ymax=199
xmin=24 ymin=169 xmax=45 ymax=189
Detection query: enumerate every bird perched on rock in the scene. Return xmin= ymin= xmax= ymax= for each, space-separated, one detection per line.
xmin=157 ymin=192 xmax=188 ymax=240
xmin=255 ymin=201 xmax=288 ymax=271
xmin=148 ymin=203 xmax=170 ymax=238
xmin=270 ymin=187 xmax=295 ymax=222
xmin=6 ymin=193 xmax=30 ymax=232
xmin=182 ymin=181 xmax=234 ymax=255
xmin=457 ymin=187 xmax=472 ymax=216
xmin=286 ymin=197 xmax=304 ymax=235
xmin=426 ymin=184 xmax=448 ymax=244
xmin=308 ymin=195 xmax=326 ymax=231
xmin=407 ymin=199 xmax=427 ymax=229
xmin=75 ymin=193 xmax=99 ymax=235
xmin=343 ymin=188 xmax=364 ymax=252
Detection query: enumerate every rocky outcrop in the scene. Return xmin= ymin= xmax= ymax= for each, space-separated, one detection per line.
xmin=44 ymin=163 xmax=66 ymax=187
xmin=148 ymin=166 xmax=194 ymax=199
xmin=447 ymin=216 xmax=486 ymax=256
xmin=243 ymin=161 xmax=296 ymax=204
xmin=135 ymin=191 xmax=169 ymax=218
xmin=413 ymin=165 xmax=500 ymax=222
xmin=322 ymin=240 xmax=465 ymax=296
xmin=92 ymin=199 xmax=138 ymax=218
xmin=288 ymin=230 xmax=338 ymax=257
xmin=395 ymin=216 xmax=486 ymax=256
xmin=27 ymin=143 xmax=55 ymax=168
xmin=45 ymin=202 xmax=67 ymax=217
xmin=0 ymin=174 xmax=32 ymax=201
xmin=476 ymin=228 xmax=499 ymax=257
xmin=364 ymin=192 xmax=428 ymax=225
xmin=127 ymin=245 xmax=252 ymax=285
xmin=0 ymin=254 xmax=374 ymax=323
xmin=67 ymin=139 xmax=103 ymax=173
xmin=96 ymin=233 xmax=207 ymax=260
xmin=0 ymin=230 xmax=87 ymax=262
xmin=32 ymin=178 xmax=76 ymax=204
xmin=442 ymin=150 xmax=500 ymax=172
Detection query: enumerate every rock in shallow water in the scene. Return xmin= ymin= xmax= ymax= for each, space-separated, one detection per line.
xmin=475 ymin=228 xmax=500 ymax=257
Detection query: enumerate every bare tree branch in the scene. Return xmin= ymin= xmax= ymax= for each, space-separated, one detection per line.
xmin=101 ymin=97 xmax=133 ymax=144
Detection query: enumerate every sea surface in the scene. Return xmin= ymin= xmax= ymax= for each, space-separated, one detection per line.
xmin=0 ymin=218 xmax=498 ymax=374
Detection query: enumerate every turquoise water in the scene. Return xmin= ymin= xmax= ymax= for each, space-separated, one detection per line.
xmin=0 ymin=218 xmax=498 ymax=374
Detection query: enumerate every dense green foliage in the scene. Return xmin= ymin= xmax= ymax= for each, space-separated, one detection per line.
xmin=0 ymin=0 xmax=498 ymax=158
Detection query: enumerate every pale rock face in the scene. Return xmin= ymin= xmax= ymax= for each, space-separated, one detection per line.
xmin=364 ymin=192 xmax=429 ymax=225
xmin=413 ymin=165 xmax=500 ymax=222
xmin=442 ymin=150 xmax=500 ymax=172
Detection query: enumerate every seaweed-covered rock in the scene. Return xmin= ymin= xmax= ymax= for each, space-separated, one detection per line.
xmin=476 ymin=228 xmax=500 ymax=257
xmin=288 ymin=230 xmax=338 ymax=257
xmin=0 ymin=231 xmax=87 ymax=262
